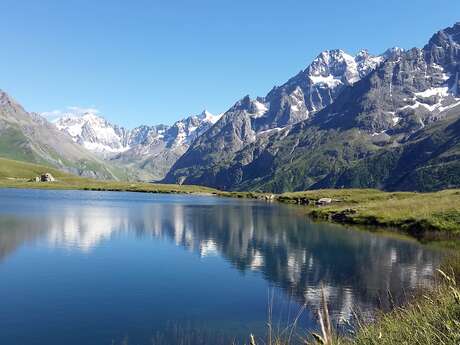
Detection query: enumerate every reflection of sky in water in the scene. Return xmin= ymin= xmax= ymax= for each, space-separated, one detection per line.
xmin=0 ymin=189 xmax=443 ymax=345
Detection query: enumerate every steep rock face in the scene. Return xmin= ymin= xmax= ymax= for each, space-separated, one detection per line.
xmin=164 ymin=49 xmax=393 ymax=187
xmin=169 ymin=99 xmax=257 ymax=186
xmin=54 ymin=110 xmax=221 ymax=180
xmin=246 ymin=23 xmax=460 ymax=192
xmin=253 ymin=49 xmax=386 ymax=131
xmin=313 ymin=27 xmax=460 ymax=134
xmin=165 ymin=23 xmax=460 ymax=192
xmin=0 ymin=91 xmax=118 ymax=179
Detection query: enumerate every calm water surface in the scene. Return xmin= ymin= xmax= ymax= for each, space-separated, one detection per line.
xmin=0 ymin=189 xmax=442 ymax=345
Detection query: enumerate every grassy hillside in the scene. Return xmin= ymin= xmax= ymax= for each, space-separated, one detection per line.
xmin=0 ymin=127 xmax=41 ymax=163
xmin=0 ymin=157 xmax=77 ymax=180
xmin=0 ymin=90 xmax=123 ymax=180
xmin=0 ymin=157 xmax=218 ymax=194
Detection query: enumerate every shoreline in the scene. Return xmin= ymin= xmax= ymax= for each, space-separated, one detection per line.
xmin=1 ymin=181 xmax=460 ymax=245
xmin=221 ymin=189 xmax=460 ymax=245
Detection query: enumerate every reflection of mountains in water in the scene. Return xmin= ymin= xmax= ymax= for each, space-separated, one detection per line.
xmin=0 ymin=200 xmax=442 ymax=322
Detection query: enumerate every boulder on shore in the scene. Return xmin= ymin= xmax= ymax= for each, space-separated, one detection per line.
xmin=40 ymin=173 xmax=55 ymax=182
xmin=317 ymin=197 xmax=332 ymax=206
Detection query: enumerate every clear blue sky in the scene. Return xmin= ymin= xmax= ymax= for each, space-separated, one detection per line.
xmin=1 ymin=0 xmax=459 ymax=128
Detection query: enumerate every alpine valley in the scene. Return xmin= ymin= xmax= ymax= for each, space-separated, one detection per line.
xmin=53 ymin=109 xmax=221 ymax=180
xmin=1 ymin=22 xmax=460 ymax=192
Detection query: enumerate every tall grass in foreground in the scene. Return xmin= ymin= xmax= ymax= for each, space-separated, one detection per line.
xmin=345 ymin=269 xmax=460 ymax=345
xmin=247 ymin=269 xmax=460 ymax=345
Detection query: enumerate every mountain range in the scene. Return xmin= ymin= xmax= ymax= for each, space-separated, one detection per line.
xmin=0 ymin=91 xmax=119 ymax=179
xmin=163 ymin=22 xmax=460 ymax=192
xmin=53 ymin=110 xmax=221 ymax=180
xmin=1 ymin=22 xmax=459 ymax=192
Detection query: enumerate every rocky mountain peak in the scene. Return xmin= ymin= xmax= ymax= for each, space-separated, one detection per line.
xmin=424 ymin=22 xmax=460 ymax=68
xmin=0 ymin=90 xmax=10 ymax=104
xmin=305 ymin=48 xmax=384 ymax=85
xmin=51 ymin=108 xmax=223 ymax=180
xmin=232 ymin=95 xmax=253 ymax=110
xmin=429 ymin=22 xmax=460 ymax=46
xmin=0 ymin=89 xmax=21 ymax=108
xmin=382 ymin=47 xmax=405 ymax=59
xmin=54 ymin=112 xmax=130 ymax=154
xmin=247 ymin=48 xmax=387 ymax=131
xmin=355 ymin=49 xmax=370 ymax=59
xmin=307 ymin=49 xmax=356 ymax=83
xmin=196 ymin=109 xmax=221 ymax=124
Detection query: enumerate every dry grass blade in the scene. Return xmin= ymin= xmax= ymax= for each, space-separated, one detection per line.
xmin=437 ymin=269 xmax=456 ymax=285
xmin=308 ymin=286 xmax=334 ymax=345
xmin=310 ymin=332 xmax=326 ymax=344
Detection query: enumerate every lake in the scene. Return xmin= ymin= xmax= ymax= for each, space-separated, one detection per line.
xmin=0 ymin=189 xmax=442 ymax=345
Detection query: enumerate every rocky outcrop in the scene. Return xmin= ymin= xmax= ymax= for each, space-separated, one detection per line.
xmin=39 ymin=173 xmax=55 ymax=182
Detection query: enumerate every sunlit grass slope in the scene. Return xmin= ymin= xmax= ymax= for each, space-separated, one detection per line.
xmin=277 ymin=189 xmax=460 ymax=236
xmin=0 ymin=157 xmax=218 ymax=194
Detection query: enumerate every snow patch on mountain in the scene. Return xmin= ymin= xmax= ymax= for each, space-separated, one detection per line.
xmin=51 ymin=108 xmax=222 ymax=156
xmin=197 ymin=110 xmax=221 ymax=124
xmin=306 ymin=49 xmax=386 ymax=88
xmin=399 ymin=84 xmax=460 ymax=113
xmin=54 ymin=111 xmax=130 ymax=153
xmin=250 ymin=100 xmax=269 ymax=118
xmin=415 ymin=86 xmax=450 ymax=98
xmin=244 ymin=48 xmax=396 ymax=132
xmin=309 ymin=74 xmax=342 ymax=87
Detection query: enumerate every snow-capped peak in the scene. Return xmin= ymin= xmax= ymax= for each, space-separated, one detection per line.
xmin=50 ymin=108 xmax=223 ymax=156
xmin=307 ymin=48 xmax=384 ymax=87
xmin=252 ymin=47 xmax=391 ymax=131
xmin=168 ymin=110 xmax=223 ymax=147
xmin=382 ymin=47 xmax=405 ymax=59
xmin=196 ymin=109 xmax=222 ymax=124
xmin=53 ymin=111 xmax=130 ymax=154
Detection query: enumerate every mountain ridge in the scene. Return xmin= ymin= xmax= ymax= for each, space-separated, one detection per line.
xmin=53 ymin=109 xmax=221 ymax=180
xmin=2 ymin=23 xmax=459 ymax=192
xmin=164 ymin=22 xmax=460 ymax=192
xmin=0 ymin=90 xmax=122 ymax=179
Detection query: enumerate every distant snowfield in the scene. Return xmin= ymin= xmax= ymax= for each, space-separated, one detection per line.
xmin=51 ymin=108 xmax=222 ymax=156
